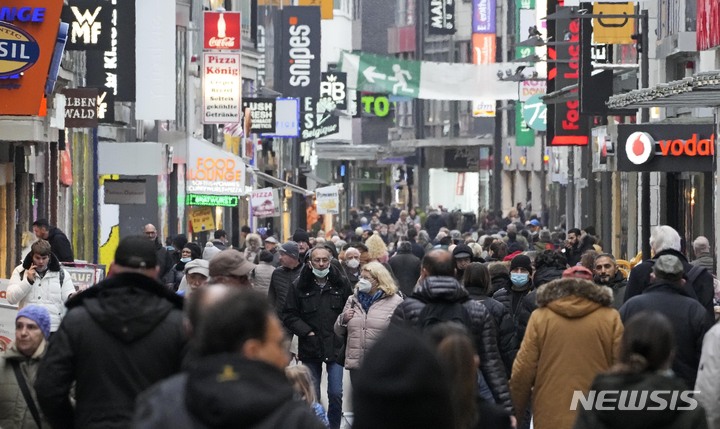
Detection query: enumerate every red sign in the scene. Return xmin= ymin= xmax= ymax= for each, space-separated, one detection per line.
xmin=472 ymin=33 xmax=495 ymax=65
xmin=203 ymin=12 xmax=241 ymax=51
xmin=0 ymin=1 xmax=64 ymax=116
xmin=698 ymin=0 xmax=720 ymax=50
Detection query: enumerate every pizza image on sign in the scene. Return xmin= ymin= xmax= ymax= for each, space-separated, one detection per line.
xmin=0 ymin=22 xmax=41 ymax=77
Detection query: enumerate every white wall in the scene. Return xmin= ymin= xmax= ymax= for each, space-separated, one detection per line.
xmin=428 ymin=169 xmax=479 ymax=212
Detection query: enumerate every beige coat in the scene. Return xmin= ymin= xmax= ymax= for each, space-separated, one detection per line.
xmin=510 ymin=279 xmax=623 ymax=429
xmin=0 ymin=341 xmax=49 ymax=429
xmin=334 ymin=292 xmax=403 ymax=370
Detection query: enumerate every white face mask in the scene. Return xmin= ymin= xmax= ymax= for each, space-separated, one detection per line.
xmin=357 ymin=279 xmax=372 ymax=293
xmin=346 ymin=259 xmax=360 ymax=269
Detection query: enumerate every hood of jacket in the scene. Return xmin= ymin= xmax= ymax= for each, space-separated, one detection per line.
xmin=67 ymin=272 xmax=183 ymax=343
xmin=185 ymin=354 xmax=296 ymax=427
xmin=653 ymin=248 xmax=689 ymax=264
xmin=536 ymin=278 xmax=613 ymax=318
xmin=22 ymin=251 xmax=62 ymax=272
xmin=413 ymin=276 xmax=470 ymax=304
xmin=588 ymin=372 xmax=690 ymax=428
xmin=533 ymin=266 xmax=565 ymax=288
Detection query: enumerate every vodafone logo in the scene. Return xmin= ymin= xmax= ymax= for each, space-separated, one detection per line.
xmin=626 ymin=132 xmax=654 ymax=165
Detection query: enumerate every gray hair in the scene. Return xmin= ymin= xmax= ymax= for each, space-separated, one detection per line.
xmin=649 ymin=225 xmax=681 ymax=253
xmin=693 ymin=236 xmax=710 ymax=254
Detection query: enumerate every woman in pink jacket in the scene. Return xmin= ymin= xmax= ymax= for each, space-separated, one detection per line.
xmin=335 ymin=262 xmax=403 ymax=384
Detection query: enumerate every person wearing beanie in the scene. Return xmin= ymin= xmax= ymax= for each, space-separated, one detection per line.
xmin=452 ymin=243 xmax=478 ymax=281
xmin=493 ymin=254 xmax=536 ymax=341
xmin=36 ymin=236 xmax=186 ymax=429
xmin=352 ymin=326 xmax=456 ymax=429
xmin=0 ymin=305 xmax=51 ymax=428
xmin=293 ymin=229 xmax=311 ymax=261
xmin=7 ymin=239 xmax=75 ymax=333
xmin=202 ymin=241 xmax=222 ymax=261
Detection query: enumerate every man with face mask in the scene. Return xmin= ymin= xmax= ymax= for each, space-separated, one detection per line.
xmin=282 ymin=246 xmax=352 ymax=429
xmin=593 ymin=253 xmax=627 ymax=309
xmin=492 ymin=254 xmax=536 ymax=341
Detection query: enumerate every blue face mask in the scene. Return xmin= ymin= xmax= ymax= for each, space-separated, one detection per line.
xmin=312 ymin=266 xmax=330 ymax=278
xmin=180 ymin=257 xmax=192 ymax=263
xmin=510 ymin=272 xmax=530 ymax=287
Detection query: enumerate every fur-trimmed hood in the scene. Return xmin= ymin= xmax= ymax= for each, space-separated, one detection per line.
xmin=536 ymin=278 xmax=614 ymax=318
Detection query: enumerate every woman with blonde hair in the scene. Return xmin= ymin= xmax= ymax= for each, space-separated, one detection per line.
xmin=286 ymin=365 xmax=330 ymax=427
xmin=335 ymin=261 xmax=403 ymax=383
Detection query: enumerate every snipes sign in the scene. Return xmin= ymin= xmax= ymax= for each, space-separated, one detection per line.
xmin=617 ymin=124 xmax=715 ymax=172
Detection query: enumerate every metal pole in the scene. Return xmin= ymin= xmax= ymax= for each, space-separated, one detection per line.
xmin=640 ymin=9 xmax=651 ymax=260
xmin=493 ymin=101 xmax=503 ymax=215
xmin=92 ymin=127 xmax=99 ymax=263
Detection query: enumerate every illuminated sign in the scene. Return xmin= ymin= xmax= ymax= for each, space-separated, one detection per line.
xmin=0 ymin=22 xmax=40 ymax=77
xmin=0 ymin=7 xmax=46 ymax=22
xmin=203 ymin=52 xmax=242 ymax=123
xmin=186 ymin=138 xmax=246 ymax=195
xmin=186 ymin=194 xmax=239 ymax=207
xmin=360 ymin=94 xmax=391 ymax=117
xmin=62 ymin=1 xmax=113 ymax=51
xmin=617 ymin=124 xmax=715 ymax=172
xmin=203 ymin=11 xmax=241 ymax=51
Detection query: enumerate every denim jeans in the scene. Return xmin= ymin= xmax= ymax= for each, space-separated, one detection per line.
xmin=304 ymin=360 xmax=344 ymax=429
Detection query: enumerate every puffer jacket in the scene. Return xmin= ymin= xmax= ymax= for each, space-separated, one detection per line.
xmin=0 ymin=341 xmax=49 ymax=429
xmin=252 ymin=262 xmax=275 ymax=296
xmin=391 ymin=276 xmax=513 ymax=412
xmin=7 ymin=252 xmax=75 ymax=332
xmin=695 ymin=323 xmax=720 ymax=429
xmin=493 ymin=281 xmax=535 ymax=342
xmin=511 ymin=279 xmax=623 ymax=429
xmin=334 ymin=292 xmax=404 ymax=369
xmin=490 ymin=272 xmax=511 ymax=296
xmin=282 ymin=264 xmax=352 ymax=362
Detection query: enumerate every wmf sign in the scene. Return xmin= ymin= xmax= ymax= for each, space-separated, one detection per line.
xmin=61 ymin=0 xmax=113 ymax=51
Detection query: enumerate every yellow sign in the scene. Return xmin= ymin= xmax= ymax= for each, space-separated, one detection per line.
xmin=190 ymin=207 xmax=215 ymax=232
xmin=593 ymin=2 xmax=635 ymax=44
xmin=298 ymin=0 xmax=333 ymax=20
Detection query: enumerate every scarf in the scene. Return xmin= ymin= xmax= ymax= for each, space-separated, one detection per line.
xmin=357 ymin=290 xmax=385 ymax=313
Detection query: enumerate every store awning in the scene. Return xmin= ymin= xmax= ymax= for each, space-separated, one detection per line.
xmin=250 ymin=169 xmax=315 ymax=196
xmin=607 ymin=71 xmax=720 ymax=109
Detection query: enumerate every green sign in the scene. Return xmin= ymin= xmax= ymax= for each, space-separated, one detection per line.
xmin=522 ymin=94 xmax=547 ymax=132
xmin=360 ymin=95 xmax=391 ymax=117
xmin=516 ymin=104 xmax=535 ymax=147
xmin=357 ymin=54 xmax=421 ymax=96
xmin=186 ymin=194 xmax=239 ymax=207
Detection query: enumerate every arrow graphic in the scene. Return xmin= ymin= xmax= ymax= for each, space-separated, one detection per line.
xmin=362 ymin=66 xmax=387 ymax=83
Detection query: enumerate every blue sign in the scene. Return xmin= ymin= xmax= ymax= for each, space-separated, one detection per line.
xmin=472 ymin=0 xmax=496 ymax=34
xmin=0 ymin=22 xmax=41 ymax=77
xmin=0 ymin=7 xmax=46 ymax=22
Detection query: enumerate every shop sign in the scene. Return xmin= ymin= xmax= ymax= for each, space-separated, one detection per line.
xmin=189 ymin=207 xmax=215 ymax=232
xmin=358 ymin=94 xmax=391 ymax=117
xmin=186 ymin=138 xmax=246 ymax=195
xmin=301 ymin=96 xmax=339 ymax=142
xmin=444 ymin=147 xmax=480 ymax=171
xmin=251 ymin=188 xmax=278 ymax=218
xmin=242 ymin=98 xmax=276 ymax=133
xmin=62 ymin=0 xmax=113 ymax=51
xmin=0 ymin=1 xmax=63 ymax=115
xmin=278 ymin=6 xmax=321 ymax=98
xmin=63 ymin=88 xmax=99 ymax=127
xmin=472 ymin=0 xmax=496 ymax=34
xmin=429 ymin=0 xmax=455 ymax=35
xmin=186 ymin=194 xmax=238 ymax=207
xmin=315 ymin=185 xmax=339 ymax=215
xmin=204 ymin=11 xmax=241 ymax=51
xmin=261 ymin=98 xmax=299 ymax=138
xmin=320 ymin=72 xmax=347 ymax=110
xmin=203 ymin=52 xmax=242 ymax=123
xmin=104 ymin=180 xmax=146 ymax=204
xmin=617 ymin=124 xmax=715 ymax=172
xmin=62 ymin=264 xmax=105 ymax=292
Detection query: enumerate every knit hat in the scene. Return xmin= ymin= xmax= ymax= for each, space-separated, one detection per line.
xmin=510 ymin=254 xmax=533 ymax=274
xmin=292 ymin=229 xmax=310 ymax=245
xmin=203 ymin=242 xmax=222 ymax=261
xmin=352 ymin=327 xmax=455 ymax=429
xmin=115 ymin=236 xmax=157 ymax=269
xmin=365 ymin=233 xmax=387 ymax=260
xmin=278 ymin=241 xmax=300 ymax=260
xmin=562 ymin=265 xmax=594 ymax=280
xmin=17 ymin=305 xmax=51 ymax=339
xmin=452 ymin=243 xmax=473 ymax=260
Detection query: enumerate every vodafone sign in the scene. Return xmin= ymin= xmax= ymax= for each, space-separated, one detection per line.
xmin=204 ymin=12 xmax=241 ymax=51
xmin=618 ymin=124 xmax=715 ymax=172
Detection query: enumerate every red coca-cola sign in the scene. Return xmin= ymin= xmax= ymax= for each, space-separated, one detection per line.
xmin=204 ymin=11 xmax=241 ymax=51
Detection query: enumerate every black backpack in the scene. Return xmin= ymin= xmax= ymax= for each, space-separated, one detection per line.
xmin=417 ymin=301 xmax=472 ymax=330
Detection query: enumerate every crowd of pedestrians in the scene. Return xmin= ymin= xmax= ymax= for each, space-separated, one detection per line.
xmin=4 ymin=206 xmax=720 ymax=429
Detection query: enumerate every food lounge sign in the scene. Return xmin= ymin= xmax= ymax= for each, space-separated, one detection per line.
xmin=617 ymin=124 xmax=715 ymax=172
xmin=186 ymin=139 xmax=246 ymax=195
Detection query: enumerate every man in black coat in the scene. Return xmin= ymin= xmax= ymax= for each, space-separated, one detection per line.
xmin=624 ymin=225 xmax=715 ymax=318
xmin=406 ymin=228 xmax=426 ymax=260
xmin=388 ymin=241 xmax=421 ymax=297
xmin=35 ymin=236 xmax=187 ymax=429
xmin=144 ymin=223 xmax=174 ymax=281
xmin=133 ymin=290 xmax=325 ymax=429
xmin=283 ymin=246 xmax=352 ymax=429
xmin=32 ymin=218 xmax=74 ymax=262
xmin=391 ymin=249 xmax=513 ymax=413
xmin=620 ymin=254 xmax=714 ymax=389
xmin=268 ymin=241 xmax=303 ymax=318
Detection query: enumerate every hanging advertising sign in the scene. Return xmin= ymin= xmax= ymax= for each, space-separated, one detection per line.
xmin=315 ymin=185 xmax=339 ymax=215
xmin=357 ymin=94 xmax=392 ymax=118
xmin=251 ymin=188 xmax=277 ymax=218
xmin=429 ymin=0 xmax=456 ymax=35
xmin=278 ymin=6 xmax=321 ymax=99
xmin=617 ymin=124 xmax=715 ymax=172
xmin=186 ymin=138 xmax=246 ymax=195
xmin=86 ymin=0 xmax=135 ymax=102
xmin=472 ymin=0 xmax=496 ymax=34
xmin=62 ymin=0 xmax=113 ymax=51
xmin=63 ymin=88 xmax=99 ymax=128
xmin=242 ymin=98 xmax=276 ymax=133
xmin=203 ymin=52 xmax=242 ymax=124
xmin=471 ymin=33 xmax=496 ymax=117
xmin=320 ymin=72 xmax=347 ymax=110
xmin=698 ymin=0 xmax=720 ymax=50
xmin=262 ymin=98 xmax=300 ymax=138
xmin=186 ymin=194 xmax=239 ymax=207
xmin=0 ymin=1 xmax=64 ymax=115
xmin=592 ymin=2 xmax=634 ymax=44
xmin=301 ymin=96 xmax=340 ymax=142
xmin=189 ymin=207 xmax=215 ymax=232
xmin=204 ymin=11 xmax=241 ymax=51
